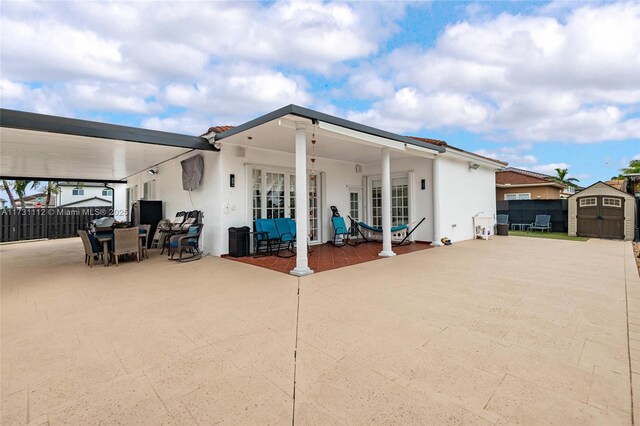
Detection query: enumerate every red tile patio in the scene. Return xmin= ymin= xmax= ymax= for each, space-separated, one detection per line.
xmin=223 ymin=241 xmax=433 ymax=274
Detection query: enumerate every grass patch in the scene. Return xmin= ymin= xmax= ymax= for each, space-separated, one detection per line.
xmin=508 ymin=230 xmax=590 ymax=242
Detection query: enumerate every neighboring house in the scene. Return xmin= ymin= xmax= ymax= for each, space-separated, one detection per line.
xmin=56 ymin=182 xmax=113 ymax=207
xmin=568 ymin=181 xmax=636 ymax=240
xmin=13 ymin=192 xmax=57 ymax=208
xmin=0 ymin=198 xmax=6 ymax=209
xmin=496 ymin=167 xmax=575 ymax=200
xmin=2 ymin=105 xmax=508 ymax=275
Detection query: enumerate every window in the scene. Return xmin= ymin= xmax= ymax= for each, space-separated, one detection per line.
xmin=102 ymin=189 xmax=112 ymax=197
xmin=504 ymin=193 xmax=531 ymax=200
xmin=371 ymin=177 xmax=409 ymax=227
xmin=252 ymin=169 xmax=262 ymax=220
xmin=72 ymin=188 xmax=84 ymax=196
xmin=579 ymin=197 xmax=597 ymax=207
xmin=349 ymin=191 xmax=360 ymax=222
xmin=603 ymin=197 xmax=621 ymax=207
xmin=265 ymin=172 xmax=285 ymax=219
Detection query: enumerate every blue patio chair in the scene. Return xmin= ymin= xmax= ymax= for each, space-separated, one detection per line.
xmin=274 ymin=218 xmax=296 ymax=258
xmin=528 ymin=215 xmax=552 ymax=233
xmin=331 ymin=216 xmax=351 ymax=247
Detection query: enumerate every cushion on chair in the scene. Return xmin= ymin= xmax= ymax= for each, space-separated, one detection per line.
xmin=332 ymin=217 xmax=349 ymax=234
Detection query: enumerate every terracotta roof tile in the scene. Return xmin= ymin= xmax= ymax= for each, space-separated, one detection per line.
xmin=496 ymin=170 xmax=557 ymax=185
xmin=202 ymin=125 xmax=235 ymax=136
xmin=407 ymin=136 xmax=448 ymax=147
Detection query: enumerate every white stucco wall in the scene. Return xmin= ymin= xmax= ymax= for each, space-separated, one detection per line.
xmin=58 ymin=186 xmax=112 ymax=206
xmin=126 ymin=150 xmax=221 ymax=255
xmin=436 ymin=154 xmax=498 ymax=242
xmin=362 ymin=156 xmax=434 ymax=243
xmin=125 ymin=143 xmax=500 ymax=255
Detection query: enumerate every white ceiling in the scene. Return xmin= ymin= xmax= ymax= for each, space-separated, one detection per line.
xmin=0 ymin=127 xmax=194 ymax=182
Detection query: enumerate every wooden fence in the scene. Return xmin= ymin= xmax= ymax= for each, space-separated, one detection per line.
xmin=0 ymin=206 xmax=110 ymax=242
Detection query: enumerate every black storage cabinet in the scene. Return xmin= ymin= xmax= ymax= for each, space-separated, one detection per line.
xmin=228 ymin=226 xmax=250 ymax=257
xmin=133 ymin=200 xmax=163 ymax=248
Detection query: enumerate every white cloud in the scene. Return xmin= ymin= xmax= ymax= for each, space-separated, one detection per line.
xmin=348 ymin=2 xmax=640 ymax=143
xmin=530 ymin=163 xmax=570 ymax=175
xmin=475 ymin=144 xmax=538 ymax=165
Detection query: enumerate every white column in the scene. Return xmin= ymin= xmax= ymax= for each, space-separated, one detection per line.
xmin=291 ymin=124 xmax=314 ymax=276
xmin=432 ymin=156 xmax=442 ymax=246
xmin=379 ymin=148 xmax=396 ymax=257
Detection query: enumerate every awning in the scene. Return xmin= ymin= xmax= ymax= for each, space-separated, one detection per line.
xmin=0 ymin=109 xmax=216 ymax=183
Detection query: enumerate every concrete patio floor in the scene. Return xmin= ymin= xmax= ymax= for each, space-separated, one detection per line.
xmin=2 ymin=236 xmax=639 ymax=424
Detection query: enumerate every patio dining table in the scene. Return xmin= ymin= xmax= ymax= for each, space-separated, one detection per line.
xmin=95 ymin=230 xmax=147 ymax=267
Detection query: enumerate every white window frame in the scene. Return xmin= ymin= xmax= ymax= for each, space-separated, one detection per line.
xmin=602 ymin=197 xmax=621 ymax=207
xmin=579 ymin=197 xmax=597 ymax=207
xmin=504 ymin=193 xmax=531 ymax=200
xmin=72 ymin=188 xmax=84 ymax=196
xmin=102 ymin=188 xmax=112 ymax=197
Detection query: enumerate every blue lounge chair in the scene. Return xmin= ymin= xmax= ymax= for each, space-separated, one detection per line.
xmin=528 ymin=215 xmax=552 ymax=233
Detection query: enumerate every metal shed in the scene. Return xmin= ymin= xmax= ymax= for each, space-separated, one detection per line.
xmin=568 ymin=181 xmax=636 ymax=240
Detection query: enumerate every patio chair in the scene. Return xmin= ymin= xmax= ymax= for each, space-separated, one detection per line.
xmin=254 ymin=218 xmax=297 ymax=258
xmin=528 ymin=215 xmax=552 ymax=233
xmin=168 ymin=224 xmax=202 ymax=261
xmin=77 ymin=230 xmax=102 ymax=268
xmin=138 ymin=224 xmax=151 ymax=259
xmin=110 ymin=227 xmax=140 ymax=266
xmin=331 ymin=216 xmax=351 ymax=247
xmin=497 ymin=214 xmax=509 ymax=225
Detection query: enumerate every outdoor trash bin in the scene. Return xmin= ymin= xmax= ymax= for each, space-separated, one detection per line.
xmin=228 ymin=226 xmax=250 ymax=257
xmin=496 ymin=223 xmax=509 ymax=236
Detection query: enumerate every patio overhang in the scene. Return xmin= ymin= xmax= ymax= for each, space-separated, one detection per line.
xmin=213 ymin=104 xmax=444 ymax=163
xmin=0 ymin=109 xmax=217 ymax=183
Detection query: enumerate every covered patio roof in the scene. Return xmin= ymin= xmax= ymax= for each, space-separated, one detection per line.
xmin=207 ymin=104 xmax=445 ymax=164
xmin=0 ymin=109 xmax=216 ymax=183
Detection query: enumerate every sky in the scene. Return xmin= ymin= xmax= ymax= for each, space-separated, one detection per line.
xmin=1 ymin=0 xmax=639 ymax=188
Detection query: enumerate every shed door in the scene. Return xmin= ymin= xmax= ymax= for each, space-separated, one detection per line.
xmin=577 ymin=196 xmax=624 ymax=239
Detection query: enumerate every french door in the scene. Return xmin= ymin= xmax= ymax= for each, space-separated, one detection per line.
xmin=251 ymin=168 xmax=321 ymax=243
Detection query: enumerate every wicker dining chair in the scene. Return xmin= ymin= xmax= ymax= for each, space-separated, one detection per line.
xmin=77 ymin=229 xmax=102 ymax=268
xmin=111 ymin=227 xmax=140 ymax=266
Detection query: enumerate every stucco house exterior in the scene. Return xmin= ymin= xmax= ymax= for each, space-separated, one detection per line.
xmin=1 ymin=105 xmax=507 ymax=276
xmin=125 ymin=106 xmax=506 ymax=268
xmin=496 ymin=167 xmax=575 ymax=200
xmin=56 ymin=182 xmax=114 ymax=208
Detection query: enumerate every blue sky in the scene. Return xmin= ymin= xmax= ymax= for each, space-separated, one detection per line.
xmin=1 ymin=0 xmax=638 ymax=187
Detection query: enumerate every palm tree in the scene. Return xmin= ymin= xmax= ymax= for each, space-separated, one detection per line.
xmin=552 ymin=168 xmax=579 ymax=187
xmin=2 ymin=180 xmax=16 ymax=207
xmin=619 ymin=160 xmax=640 ymax=176
xmin=12 ymin=180 xmax=40 ymax=208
